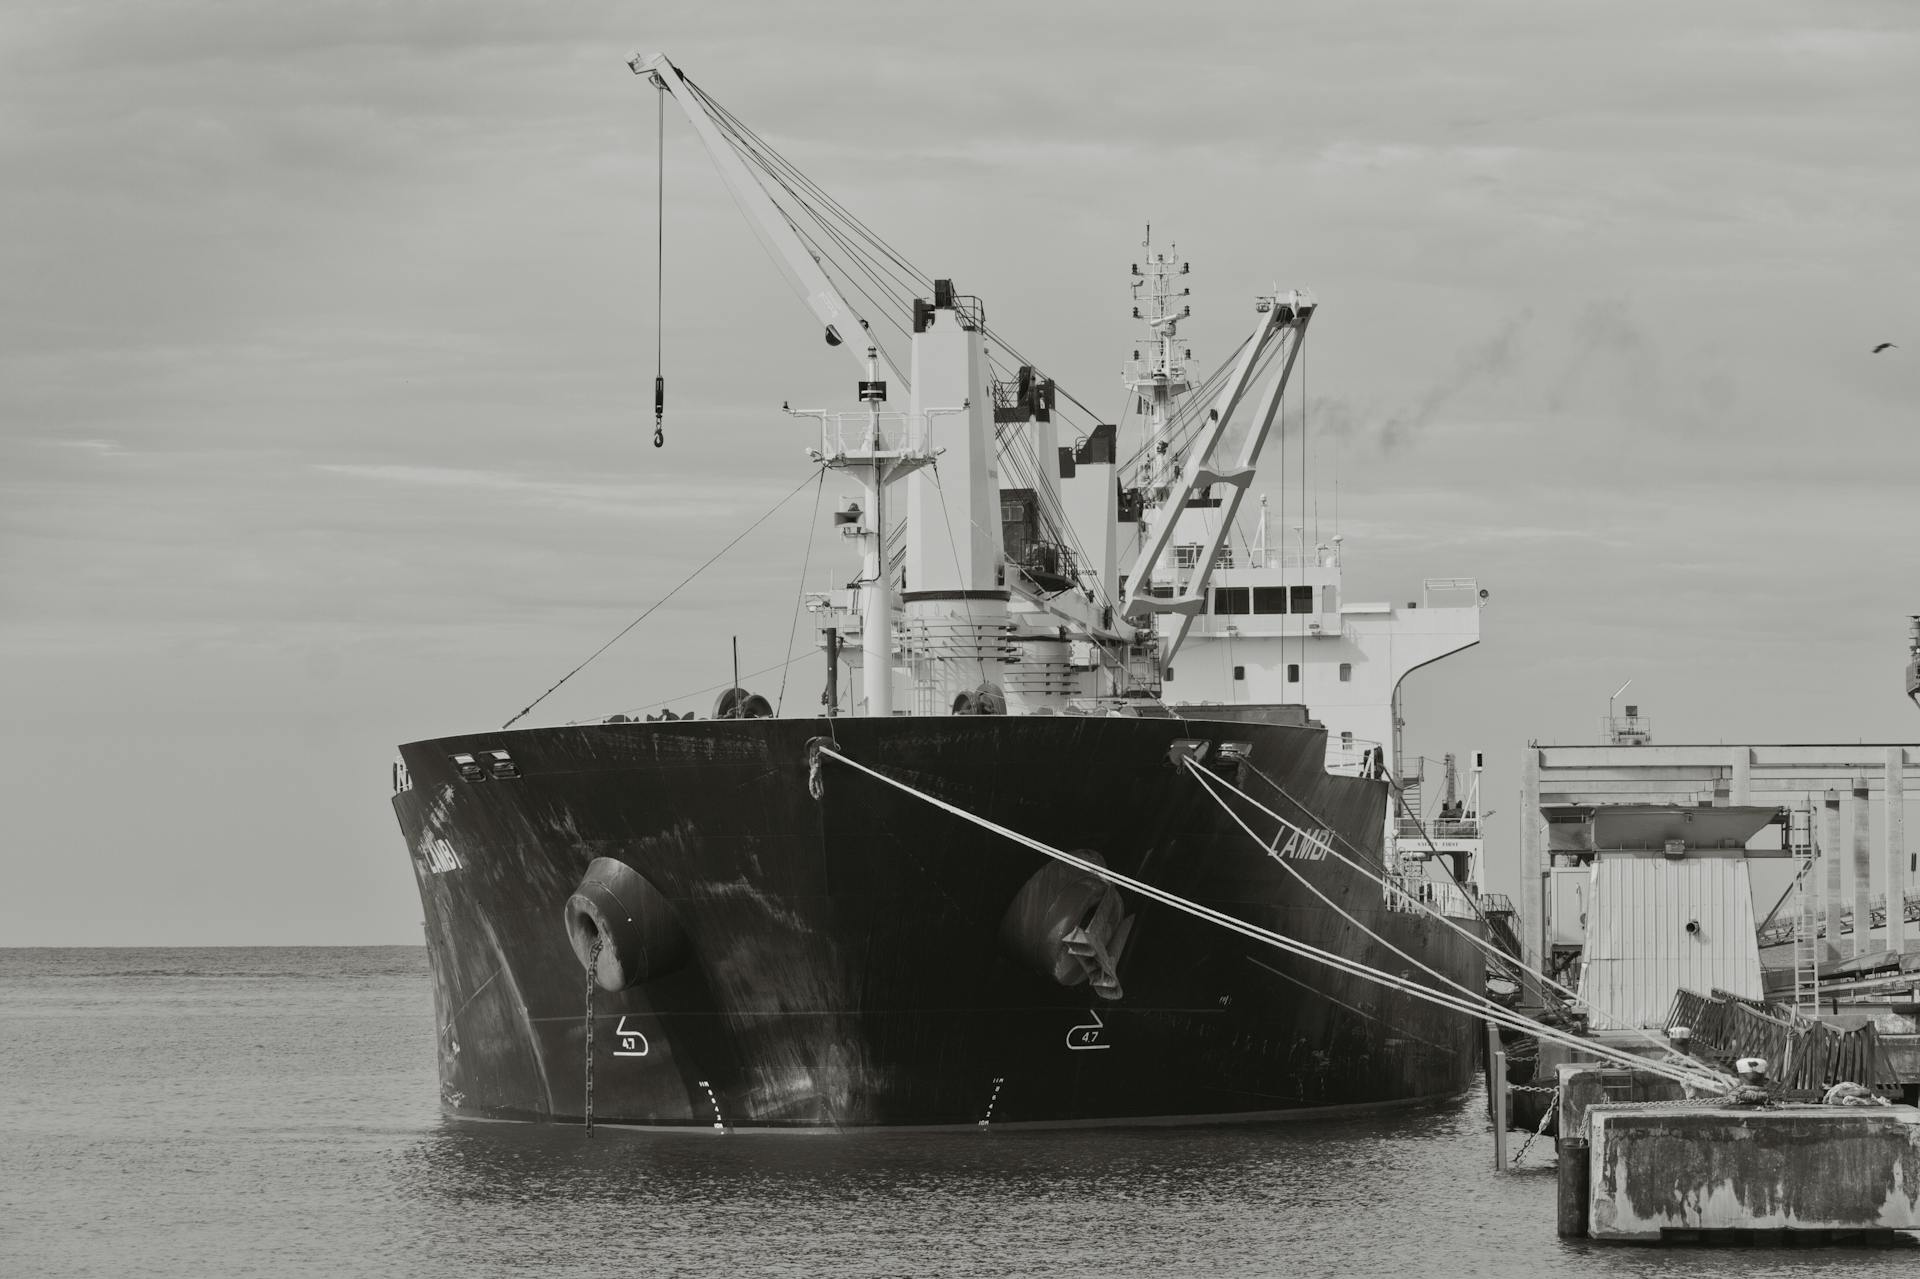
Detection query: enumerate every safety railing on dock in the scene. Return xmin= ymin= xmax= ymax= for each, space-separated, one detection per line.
xmin=1756 ymin=886 xmax=1920 ymax=947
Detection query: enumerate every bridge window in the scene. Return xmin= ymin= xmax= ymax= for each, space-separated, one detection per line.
xmin=1253 ymin=586 xmax=1287 ymax=614
xmin=1233 ymin=665 xmax=1245 ymax=681
xmin=1290 ymin=585 xmax=1315 ymax=613
xmin=1287 ymin=663 xmax=1300 ymax=683
xmin=1213 ymin=587 xmax=1249 ymax=615
xmin=1339 ymin=662 xmax=1352 ymax=682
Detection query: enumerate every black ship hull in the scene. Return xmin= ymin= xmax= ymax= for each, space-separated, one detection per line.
xmin=393 ymin=714 xmax=1484 ymax=1128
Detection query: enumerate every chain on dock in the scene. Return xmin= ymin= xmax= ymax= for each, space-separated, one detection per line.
xmin=1508 ymin=1087 xmax=1559 ymax=1166
xmin=585 ymin=937 xmax=602 ymax=1138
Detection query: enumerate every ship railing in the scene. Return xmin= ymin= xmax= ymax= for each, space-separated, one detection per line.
xmin=1240 ymin=548 xmax=1343 ymax=571
xmin=811 ymin=411 xmax=932 ymax=462
xmin=1326 ymin=737 xmax=1385 ymax=777
xmin=1384 ymin=870 xmax=1481 ymax=919
xmin=1420 ymin=577 xmax=1482 ymax=608
xmin=1062 ymin=696 xmax=1179 ymax=718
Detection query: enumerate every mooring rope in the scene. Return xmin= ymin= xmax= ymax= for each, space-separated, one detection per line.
xmin=815 ymin=746 xmax=1732 ymax=1094
xmin=1190 ymin=756 xmax=1685 ymax=1064
xmin=1186 ymin=761 xmax=1490 ymax=1011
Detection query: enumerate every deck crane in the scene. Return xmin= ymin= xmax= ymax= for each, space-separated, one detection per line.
xmin=628 ymin=52 xmax=906 ymax=391
xmin=1119 ymin=291 xmax=1315 ymax=666
xmin=632 ymin=50 xmax=1322 ymax=707
xmin=630 ymin=51 xmax=923 ymax=716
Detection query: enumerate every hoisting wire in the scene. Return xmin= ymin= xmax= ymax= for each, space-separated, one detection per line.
xmin=814 ymin=745 xmax=1732 ymax=1095
xmin=688 ymin=73 xmax=1130 ymax=439
xmin=930 ymin=463 xmax=991 ymax=689
xmin=654 ymin=84 xmax=666 ymax=448
xmin=500 ymin=467 xmax=824 ymax=729
xmin=776 ymin=467 xmax=828 ymax=715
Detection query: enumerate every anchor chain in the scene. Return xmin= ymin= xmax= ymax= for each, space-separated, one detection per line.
xmin=585 ymin=936 xmax=602 ymax=1138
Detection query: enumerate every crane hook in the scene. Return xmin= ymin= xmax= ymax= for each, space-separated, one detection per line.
xmin=653 ymin=425 xmax=664 ymax=448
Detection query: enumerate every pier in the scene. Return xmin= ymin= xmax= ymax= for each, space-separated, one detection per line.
xmin=1491 ymin=730 xmax=1920 ymax=1242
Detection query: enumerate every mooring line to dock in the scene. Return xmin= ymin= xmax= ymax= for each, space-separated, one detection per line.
xmin=1188 ymin=762 xmax=1491 ymax=1010
xmin=816 ymin=746 xmax=1731 ymax=1094
xmin=1203 ymin=755 xmax=1623 ymax=1017
xmin=1188 ymin=756 xmax=1690 ymax=1064
xmin=1180 ymin=757 xmax=1723 ymax=1090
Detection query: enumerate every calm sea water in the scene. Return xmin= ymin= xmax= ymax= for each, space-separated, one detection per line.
xmin=0 ymin=947 xmax=1911 ymax=1278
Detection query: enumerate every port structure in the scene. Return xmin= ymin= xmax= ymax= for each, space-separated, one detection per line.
xmin=1521 ymin=741 xmax=1918 ymax=983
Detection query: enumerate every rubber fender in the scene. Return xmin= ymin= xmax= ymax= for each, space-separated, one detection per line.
xmin=564 ymin=857 xmax=690 ymax=992
xmin=999 ymin=851 xmax=1125 ymax=987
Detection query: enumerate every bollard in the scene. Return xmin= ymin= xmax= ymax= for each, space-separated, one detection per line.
xmin=1557 ymin=1136 xmax=1590 ymax=1238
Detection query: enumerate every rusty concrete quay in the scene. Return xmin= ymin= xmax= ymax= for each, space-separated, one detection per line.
xmin=1579 ymin=1102 xmax=1920 ymax=1242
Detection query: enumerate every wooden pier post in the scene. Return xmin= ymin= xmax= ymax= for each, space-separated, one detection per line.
xmin=1556 ymin=1137 xmax=1591 ymax=1237
xmin=1487 ymin=1020 xmax=1509 ymax=1171
xmin=1825 ymin=790 xmax=1846 ymax=961
xmin=1852 ymin=780 xmax=1874 ymax=956
xmin=1887 ymin=749 xmax=1907 ymax=956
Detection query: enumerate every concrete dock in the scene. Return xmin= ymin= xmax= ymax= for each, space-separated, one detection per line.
xmin=1584 ymin=1103 xmax=1920 ymax=1242
xmin=1551 ymin=1063 xmax=1920 ymax=1243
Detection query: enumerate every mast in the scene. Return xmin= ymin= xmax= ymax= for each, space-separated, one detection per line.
xmin=1127 ymin=229 xmax=1193 ymax=502
xmin=791 ymin=340 xmax=965 ymax=718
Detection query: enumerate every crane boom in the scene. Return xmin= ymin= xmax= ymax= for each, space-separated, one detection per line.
xmin=629 ymin=53 xmax=906 ymax=387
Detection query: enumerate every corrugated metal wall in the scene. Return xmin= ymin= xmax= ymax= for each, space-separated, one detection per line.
xmin=1577 ymin=855 xmax=1764 ymax=1029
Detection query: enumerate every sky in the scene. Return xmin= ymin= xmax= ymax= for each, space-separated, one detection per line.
xmin=3 ymin=1 xmax=1918 ymax=945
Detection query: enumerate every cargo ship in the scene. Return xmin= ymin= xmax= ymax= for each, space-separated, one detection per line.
xmin=390 ymin=53 xmax=1490 ymax=1129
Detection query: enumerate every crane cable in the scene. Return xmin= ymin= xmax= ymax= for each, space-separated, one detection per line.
xmin=653 ymin=84 xmax=666 ymax=448
xmin=500 ymin=468 xmax=824 ymax=729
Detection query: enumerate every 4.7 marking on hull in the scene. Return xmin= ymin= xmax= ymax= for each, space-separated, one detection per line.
xmin=611 ymin=1016 xmax=650 ymax=1057
xmin=1067 ymin=1010 xmax=1111 ymax=1051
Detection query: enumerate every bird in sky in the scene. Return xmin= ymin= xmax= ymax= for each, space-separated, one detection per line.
xmin=1872 ymin=342 xmax=1897 ymax=353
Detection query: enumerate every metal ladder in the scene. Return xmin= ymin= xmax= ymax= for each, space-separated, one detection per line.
xmin=1789 ymin=803 xmax=1821 ymax=1019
